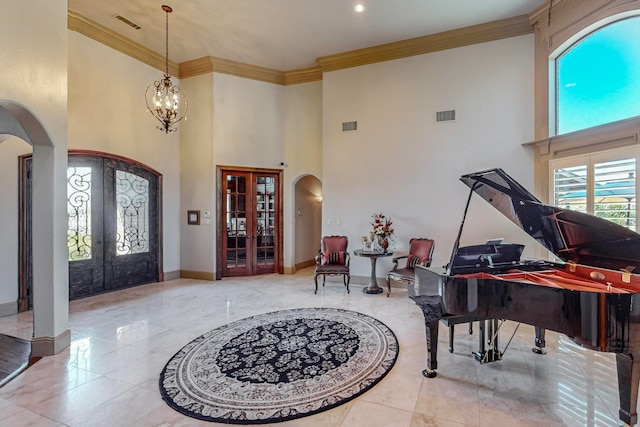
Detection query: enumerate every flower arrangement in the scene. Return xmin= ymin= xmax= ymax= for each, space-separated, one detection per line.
xmin=371 ymin=212 xmax=394 ymax=240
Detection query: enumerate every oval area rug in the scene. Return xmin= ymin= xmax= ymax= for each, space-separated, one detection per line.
xmin=159 ymin=307 xmax=398 ymax=424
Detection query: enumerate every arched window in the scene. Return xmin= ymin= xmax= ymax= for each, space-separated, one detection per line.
xmin=556 ymin=16 xmax=640 ymax=135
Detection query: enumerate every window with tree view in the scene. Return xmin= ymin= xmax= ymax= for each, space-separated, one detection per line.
xmin=552 ymin=149 xmax=637 ymax=232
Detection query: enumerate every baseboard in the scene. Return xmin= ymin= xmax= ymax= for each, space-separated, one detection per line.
xmin=163 ymin=270 xmax=181 ymax=280
xmin=180 ymin=270 xmax=215 ymax=281
xmin=295 ymin=259 xmax=316 ymax=271
xmin=31 ymin=329 xmax=71 ymax=357
xmin=0 ymin=302 xmax=17 ymax=318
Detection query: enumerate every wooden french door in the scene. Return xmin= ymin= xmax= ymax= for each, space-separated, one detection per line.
xmin=20 ymin=152 xmax=162 ymax=305
xmin=220 ymin=168 xmax=281 ymax=277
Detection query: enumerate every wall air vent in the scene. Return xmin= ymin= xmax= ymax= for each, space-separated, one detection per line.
xmin=114 ymin=15 xmax=142 ymax=30
xmin=342 ymin=121 xmax=357 ymax=132
xmin=436 ymin=110 xmax=456 ymax=123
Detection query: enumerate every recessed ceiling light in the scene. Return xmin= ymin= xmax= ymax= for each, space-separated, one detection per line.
xmin=354 ymin=4 xmax=365 ymax=13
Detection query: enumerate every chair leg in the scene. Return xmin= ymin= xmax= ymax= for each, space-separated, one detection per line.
xmin=386 ymin=276 xmax=391 ymax=297
xmin=346 ymin=274 xmax=350 ymax=293
xmin=314 ymin=274 xmax=319 ymax=294
xmin=469 ymin=322 xmax=473 ymax=334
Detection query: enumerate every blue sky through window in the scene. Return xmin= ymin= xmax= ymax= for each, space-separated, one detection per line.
xmin=557 ymin=17 xmax=640 ymax=135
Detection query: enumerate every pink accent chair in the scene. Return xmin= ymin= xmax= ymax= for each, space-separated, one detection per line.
xmin=386 ymin=238 xmax=434 ymax=297
xmin=314 ymin=236 xmax=351 ymax=294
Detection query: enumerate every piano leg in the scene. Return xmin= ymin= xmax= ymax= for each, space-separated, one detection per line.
xmin=422 ymin=319 xmax=439 ymax=378
xmin=616 ymin=353 xmax=640 ymax=426
xmin=532 ymin=326 xmax=547 ymax=355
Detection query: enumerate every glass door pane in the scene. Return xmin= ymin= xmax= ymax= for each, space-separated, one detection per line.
xmin=593 ymin=158 xmax=636 ymax=231
xmin=115 ymin=170 xmax=150 ymax=255
xmin=67 ymin=166 xmax=93 ymax=261
xmin=226 ymin=174 xmax=248 ymax=269
xmin=255 ymin=175 xmax=275 ymax=267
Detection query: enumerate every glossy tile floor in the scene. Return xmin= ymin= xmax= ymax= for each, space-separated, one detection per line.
xmin=0 ymin=269 xmax=630 ymax=426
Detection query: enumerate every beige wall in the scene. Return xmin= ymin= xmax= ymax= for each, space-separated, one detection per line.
xmin=0 ymin=0 xmax=69 ymax=345
xmin=283 ymin=81 xmax=323 ymax=269
xmin=322 ymin=36 xmax=539 ymax=281
xmin=0 ymin=138 xmax=31 ymax=310
xmin=179 ymin=73 xmax=215 ymax=275
xmin=68 ymin=31 xmax=182 ymax=274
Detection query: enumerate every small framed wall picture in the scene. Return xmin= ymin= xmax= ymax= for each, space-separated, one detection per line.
xmin=187 ymin=210 xmax=200 ymax=225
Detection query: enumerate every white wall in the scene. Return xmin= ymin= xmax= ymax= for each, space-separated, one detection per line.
xmin=68 ymin=31 xmax=182 ymax=274
xmin=322 ymin=35 xmax=538 ymax=280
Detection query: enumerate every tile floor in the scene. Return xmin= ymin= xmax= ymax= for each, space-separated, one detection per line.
xmin=0 ymin=269 xmax=631 ymax=426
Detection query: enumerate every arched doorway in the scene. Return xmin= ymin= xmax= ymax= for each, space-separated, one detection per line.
xmin=293 ymin=175 xmax=322 ymax=271
xmin=19 ymin=151 xmax=163 ymax=303
xmin=0 ymin=100 xmax=69 ymax=356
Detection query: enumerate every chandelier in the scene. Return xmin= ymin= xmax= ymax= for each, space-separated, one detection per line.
xmin=145 ymin=5 xmax=187 ymax=134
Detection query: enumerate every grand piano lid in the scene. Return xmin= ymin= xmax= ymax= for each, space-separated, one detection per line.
xmin=459 ymin=168 xmax=640 ymax=273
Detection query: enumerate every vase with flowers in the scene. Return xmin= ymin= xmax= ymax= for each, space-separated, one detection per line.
xmin=371 ymin=212 xmax=394 ymax=253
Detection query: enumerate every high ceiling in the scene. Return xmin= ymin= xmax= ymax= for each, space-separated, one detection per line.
xmin=68 ymin=0 xmax=547 ymax=72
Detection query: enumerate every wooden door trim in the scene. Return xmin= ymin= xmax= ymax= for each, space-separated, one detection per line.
xmin=216 ymin=166 xmax=284 ymax=280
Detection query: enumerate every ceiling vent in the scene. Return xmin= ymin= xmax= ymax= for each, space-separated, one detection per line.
xmin=342 ymin=121 xmax=357 ymax=132
xmin=114 ymin=14 xmax=142 ymax=30
xmin=436 ymin=110 xmax=456 ymax=123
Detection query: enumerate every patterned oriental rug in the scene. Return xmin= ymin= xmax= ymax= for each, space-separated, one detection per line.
xmin=159 ymin=307 xmax=398 ymax=424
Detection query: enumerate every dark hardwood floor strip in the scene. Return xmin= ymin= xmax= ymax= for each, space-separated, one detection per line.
xmin=0 ymin=333 xmax=32 ymax=388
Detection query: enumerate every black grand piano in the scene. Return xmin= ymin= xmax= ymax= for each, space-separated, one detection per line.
xmin=411 ymin=168 xmax=640 ymax=426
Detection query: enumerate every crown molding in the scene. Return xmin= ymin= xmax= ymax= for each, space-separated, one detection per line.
xmin=316 ymin=14 xmax=534 ymax=72
xmin=68 ymin=9 xmax=179 ymax=76
xmin=283 ymin=67 xmax=323 ymax=85
xmin=179 ymin=57 xmax=286 ymax=85
xmin=69 ymin=10 xmax=532 ymax=84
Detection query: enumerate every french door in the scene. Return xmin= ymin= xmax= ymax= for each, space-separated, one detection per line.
xmin=21 ymin=152 xmax=161 ymax=305
xmin=220 ymin=169 xmax=281 ymax=277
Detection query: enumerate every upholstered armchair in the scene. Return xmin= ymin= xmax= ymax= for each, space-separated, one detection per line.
xmin=314 ymin=236 xmax=351 ymax=294
xmin=386 ymin=238 xmax=434 ymax=297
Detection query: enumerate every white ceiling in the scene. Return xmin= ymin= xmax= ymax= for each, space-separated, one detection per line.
xmin=68 ymin=0 xmax=547 ymax=71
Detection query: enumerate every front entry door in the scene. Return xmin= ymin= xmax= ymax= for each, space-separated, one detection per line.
xmin=21 ymin=152 xmax=161 ymax=305
xmin=67 ymin=155 xmax=160 ymax=298
xmin=221 ymin=169 xmax=281 ymax=277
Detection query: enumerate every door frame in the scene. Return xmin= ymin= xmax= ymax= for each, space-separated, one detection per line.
xmin=216 ymin=165 xmax=284 ymax=279
xmin=18 ymin=149 xmax=164 ymax=311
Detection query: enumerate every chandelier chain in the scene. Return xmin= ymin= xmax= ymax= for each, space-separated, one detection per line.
xmin=164 ymin=7 xmax=169 ymax=75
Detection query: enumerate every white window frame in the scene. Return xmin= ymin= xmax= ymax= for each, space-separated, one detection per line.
xmin=549 ymin=146 xmax=638 ymax=230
